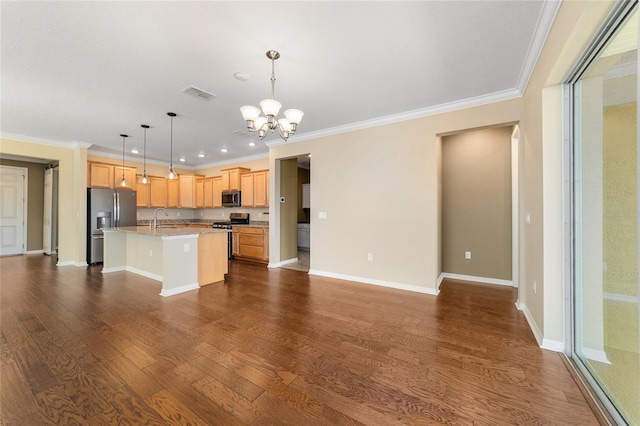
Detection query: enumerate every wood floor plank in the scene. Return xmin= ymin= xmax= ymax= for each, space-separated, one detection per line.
xmin=0 ymin=255 xmax=600 ymax=425
xmin=34 ymin=385 xmax=86 ymax=425
xmin=145 ymin=389 xmax=209 ymax=426
xmin=0 ymin=362 xmax=40 ymax=423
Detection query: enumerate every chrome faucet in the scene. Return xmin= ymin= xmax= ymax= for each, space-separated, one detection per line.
xmin=152 ymin=208 xmax=168 ymax=229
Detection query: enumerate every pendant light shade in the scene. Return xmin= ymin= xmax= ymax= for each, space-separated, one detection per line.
xmin=167 ymin=112 xmax=178 ymax=180
xmin=139 ymin=124 xmax=150 ymax=185
xmin=119 ymin=134 xmax=128 ymax=187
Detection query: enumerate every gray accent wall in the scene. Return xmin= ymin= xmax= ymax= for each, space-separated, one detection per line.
xmin=441 ymin=127 xmax=513 ymax=280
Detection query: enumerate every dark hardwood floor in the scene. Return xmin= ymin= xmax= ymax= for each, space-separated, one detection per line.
xmin=0 ymin=254 xmax=598 ymax=425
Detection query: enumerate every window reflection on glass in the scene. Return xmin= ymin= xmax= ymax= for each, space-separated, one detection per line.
xmin=573 ymin=7 xmax=639 ymax=425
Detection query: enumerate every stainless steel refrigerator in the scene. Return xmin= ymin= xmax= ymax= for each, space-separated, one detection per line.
xmin=87 ymin=188 xmax=137 ymax=264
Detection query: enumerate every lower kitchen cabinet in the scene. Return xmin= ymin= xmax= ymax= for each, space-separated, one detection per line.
xmin=232 ymin=226 xmax=268 ymax=263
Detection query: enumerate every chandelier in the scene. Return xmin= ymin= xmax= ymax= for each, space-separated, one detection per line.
xmin=240 ymin=50 xmax=304 ymax=141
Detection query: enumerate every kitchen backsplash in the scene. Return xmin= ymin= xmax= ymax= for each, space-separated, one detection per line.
xmin=136 ymin=206 xmax=269 ymax=222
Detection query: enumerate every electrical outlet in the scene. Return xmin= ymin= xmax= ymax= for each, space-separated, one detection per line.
xmin=367 ymin=253 xmax=373 ymax=262
xmin=319 ymin=212 xmax=327 ymax=219
xmin=533 ymin=280 xmax=537 ymax=293
xmin=177 ymin=212 xmax=181 ymax=217
xmin=465 ymin=251 xmax=471 ymax=260
xmin=184 ymin=243 xmax=190 ymax=252
xmin=200 ymin=212 xmax=204 ymax=217
xmin=149 ymin=249 xmax=153 ymax=257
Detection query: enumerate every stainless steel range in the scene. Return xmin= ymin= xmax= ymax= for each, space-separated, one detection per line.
xmin=212 ymin=213 xmax=250 ymax=259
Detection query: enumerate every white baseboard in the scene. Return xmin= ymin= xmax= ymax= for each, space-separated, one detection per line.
xmin=56 ymin=260 xmax=83 ymax=267
xmin=582 ymin=347 xmax=611 ymax=364
xmin=517 ymin=301 xmax=543 ymax=346
xmin=437 ymin=273 xmax=445 ymax=289
xmin=308 ymin=269 xmax=438 ymax=296
xmin=25 ymin=250 xmax=44 ymax=255
xmin=440 ymin=272 xmax=513 ymax=287
xmin=541 ymin=338 xmax=564 ymax=352
xmin=268 ymin=257 xmax=298 ymax=268
xmin=126 ymin=266 xmax=162 ymax=282
xmin=102 ymin=266 xmax=126 ymax=273
xmin=160 ymin=283 xmax=199 ymax=297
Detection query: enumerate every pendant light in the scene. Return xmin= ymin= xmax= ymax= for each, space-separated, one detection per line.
xmin=119 ymin=134 xmax=128 ymax=187
xmin=139 ymin=124 xmax=150 ymax=184
xmin=167 ymin=112 xmax=178 ymax=180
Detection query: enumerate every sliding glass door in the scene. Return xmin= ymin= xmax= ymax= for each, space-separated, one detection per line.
xmin=571 ymin=2 xmax=639 ymax=424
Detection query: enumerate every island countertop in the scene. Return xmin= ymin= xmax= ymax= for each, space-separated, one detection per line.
xmin=106 ymin=226 xmax=229 ymax=237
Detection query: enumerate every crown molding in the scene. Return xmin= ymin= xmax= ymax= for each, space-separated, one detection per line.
xmin=266 ymin=88 xmax=521 ymax=148
xmin=1 ymin=132 xmax=92 ymax=149
xmin=516 ymin=0 xmax=561 ymax=95
xmin=195 ymin=152 xmax=269 ymax=170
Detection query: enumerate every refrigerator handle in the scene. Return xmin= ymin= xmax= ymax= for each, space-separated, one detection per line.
xmin=113 ymin=192 xmax=118 ymax=227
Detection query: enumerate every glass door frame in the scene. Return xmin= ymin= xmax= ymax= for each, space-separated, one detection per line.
xmin=564 ymin=1 xmax=638 ymax=424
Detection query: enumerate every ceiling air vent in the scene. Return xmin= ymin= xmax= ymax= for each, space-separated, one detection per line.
xmin=182 ymin=86 xmax=216 ymax=101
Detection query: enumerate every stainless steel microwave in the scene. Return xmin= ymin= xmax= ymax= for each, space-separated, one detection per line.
xmin=222 ymin=190 xmax=241 ymax=207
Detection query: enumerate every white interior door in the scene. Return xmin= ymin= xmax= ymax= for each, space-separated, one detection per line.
xmin=0 ymin=166 xmax=26 ymax=256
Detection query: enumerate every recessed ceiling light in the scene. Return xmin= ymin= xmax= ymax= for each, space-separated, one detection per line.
xmin=179 ymin=157 xmax=186 ymax=162
xmin=220 ymin=148 xmax=228 ymax=153
xmin=198 ymin=153 xmax=205 ymax=158
xmin=131 ymin=148 xmax=139 ymax=154
xmin=248 ymin=142 xmax=256 ymax=147
xmin=234 ymin=72 xmax=249 ymax=81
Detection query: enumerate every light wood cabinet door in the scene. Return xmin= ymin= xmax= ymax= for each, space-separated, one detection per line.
xmin=195 ymin=178 xmax=205 ymax=208
xmin=212 ymin=177 xmax=222 ymax=208
xmin=264 ymin=228 xmax=269 ymax=261
xmin=136 ymin=175 xmax=150 ymax=207
xmin=89 ymin=163 xmax=113 ymax=188
xmin=232 ymin=228 xmax=239 ymax=256
xmin=221 ymin=170 xmax=230 ymax=192
xmin=167 ymin=179 xmax=179 ymax=208
xmin=149 ymin=176 xmax=168 ymax=208
xmin=241 ymin=173 xmax=254 ymax=207
xmin=203 ymin=177 xmax=214 ymax=208
xmin=115 ymin=166 xmax=137 ymax=190
xmin=253 ymin=170 xmax=269 ymax=207
xmin=221 ymin=167 xmax=250 ymax=191
xmin=179 ymin=174 xmax=197 ymax=208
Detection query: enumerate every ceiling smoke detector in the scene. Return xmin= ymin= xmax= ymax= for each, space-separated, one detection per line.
xmin=182 ymin=86 xmax=216 ymax=101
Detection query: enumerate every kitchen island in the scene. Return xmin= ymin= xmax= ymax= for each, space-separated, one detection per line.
xmin=102 ymin=226 xmax=229 ymax=297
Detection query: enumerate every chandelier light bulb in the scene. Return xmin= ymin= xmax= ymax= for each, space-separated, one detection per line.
xmin=239 ymin=50 xmax=303 ymax=142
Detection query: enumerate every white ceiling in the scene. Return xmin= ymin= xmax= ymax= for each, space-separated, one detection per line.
xmin=1 ymin=1 xmax=557 ymax=169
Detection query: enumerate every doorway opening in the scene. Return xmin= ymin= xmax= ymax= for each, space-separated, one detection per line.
xmin=438 ymin=124 xmax=520 ymax=290
xmin=278 ymin=154 xmax=311 ymax=272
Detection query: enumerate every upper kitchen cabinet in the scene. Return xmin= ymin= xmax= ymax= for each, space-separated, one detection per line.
xmin=240 ymin=170 xmax=269 ymax=207
xmin=203 ymin=177 xmax=214 ymax=208
xmin=178 ymin=174 xmax=203 ymax=208
xmin=196 ymin=177 xmax=205 ymax=208
xmin=88 ymin=162 xmax=136 ymax=189
xmin=212 ymin=176 xmax=222 ymax=208
xmin=136 ymin=175 xmax=150 ymax=207
xmin=88 ymin=162 xmax=113 ymax=188
xmin=149 ymin=176 xmax=168 ymax=208
xmin=167 ymin=179 xmax=179 ymax=208
xmin=136 ymin=175 xmax=168 ymax=208
xmin=221 ymin=167 xmax=250 ymax=191
xmin=254 ymin=170 xmax=269 ymax=207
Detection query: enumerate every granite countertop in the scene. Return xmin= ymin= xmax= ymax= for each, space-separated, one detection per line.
xmin=232 ymin=222 xmax=269 ymax=228
xmin=104 ymin=226 xmax=229 ymax=237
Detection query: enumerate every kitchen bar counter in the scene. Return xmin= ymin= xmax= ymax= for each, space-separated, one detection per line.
xmin=102 ymin=227 xmax=229 ymax=296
